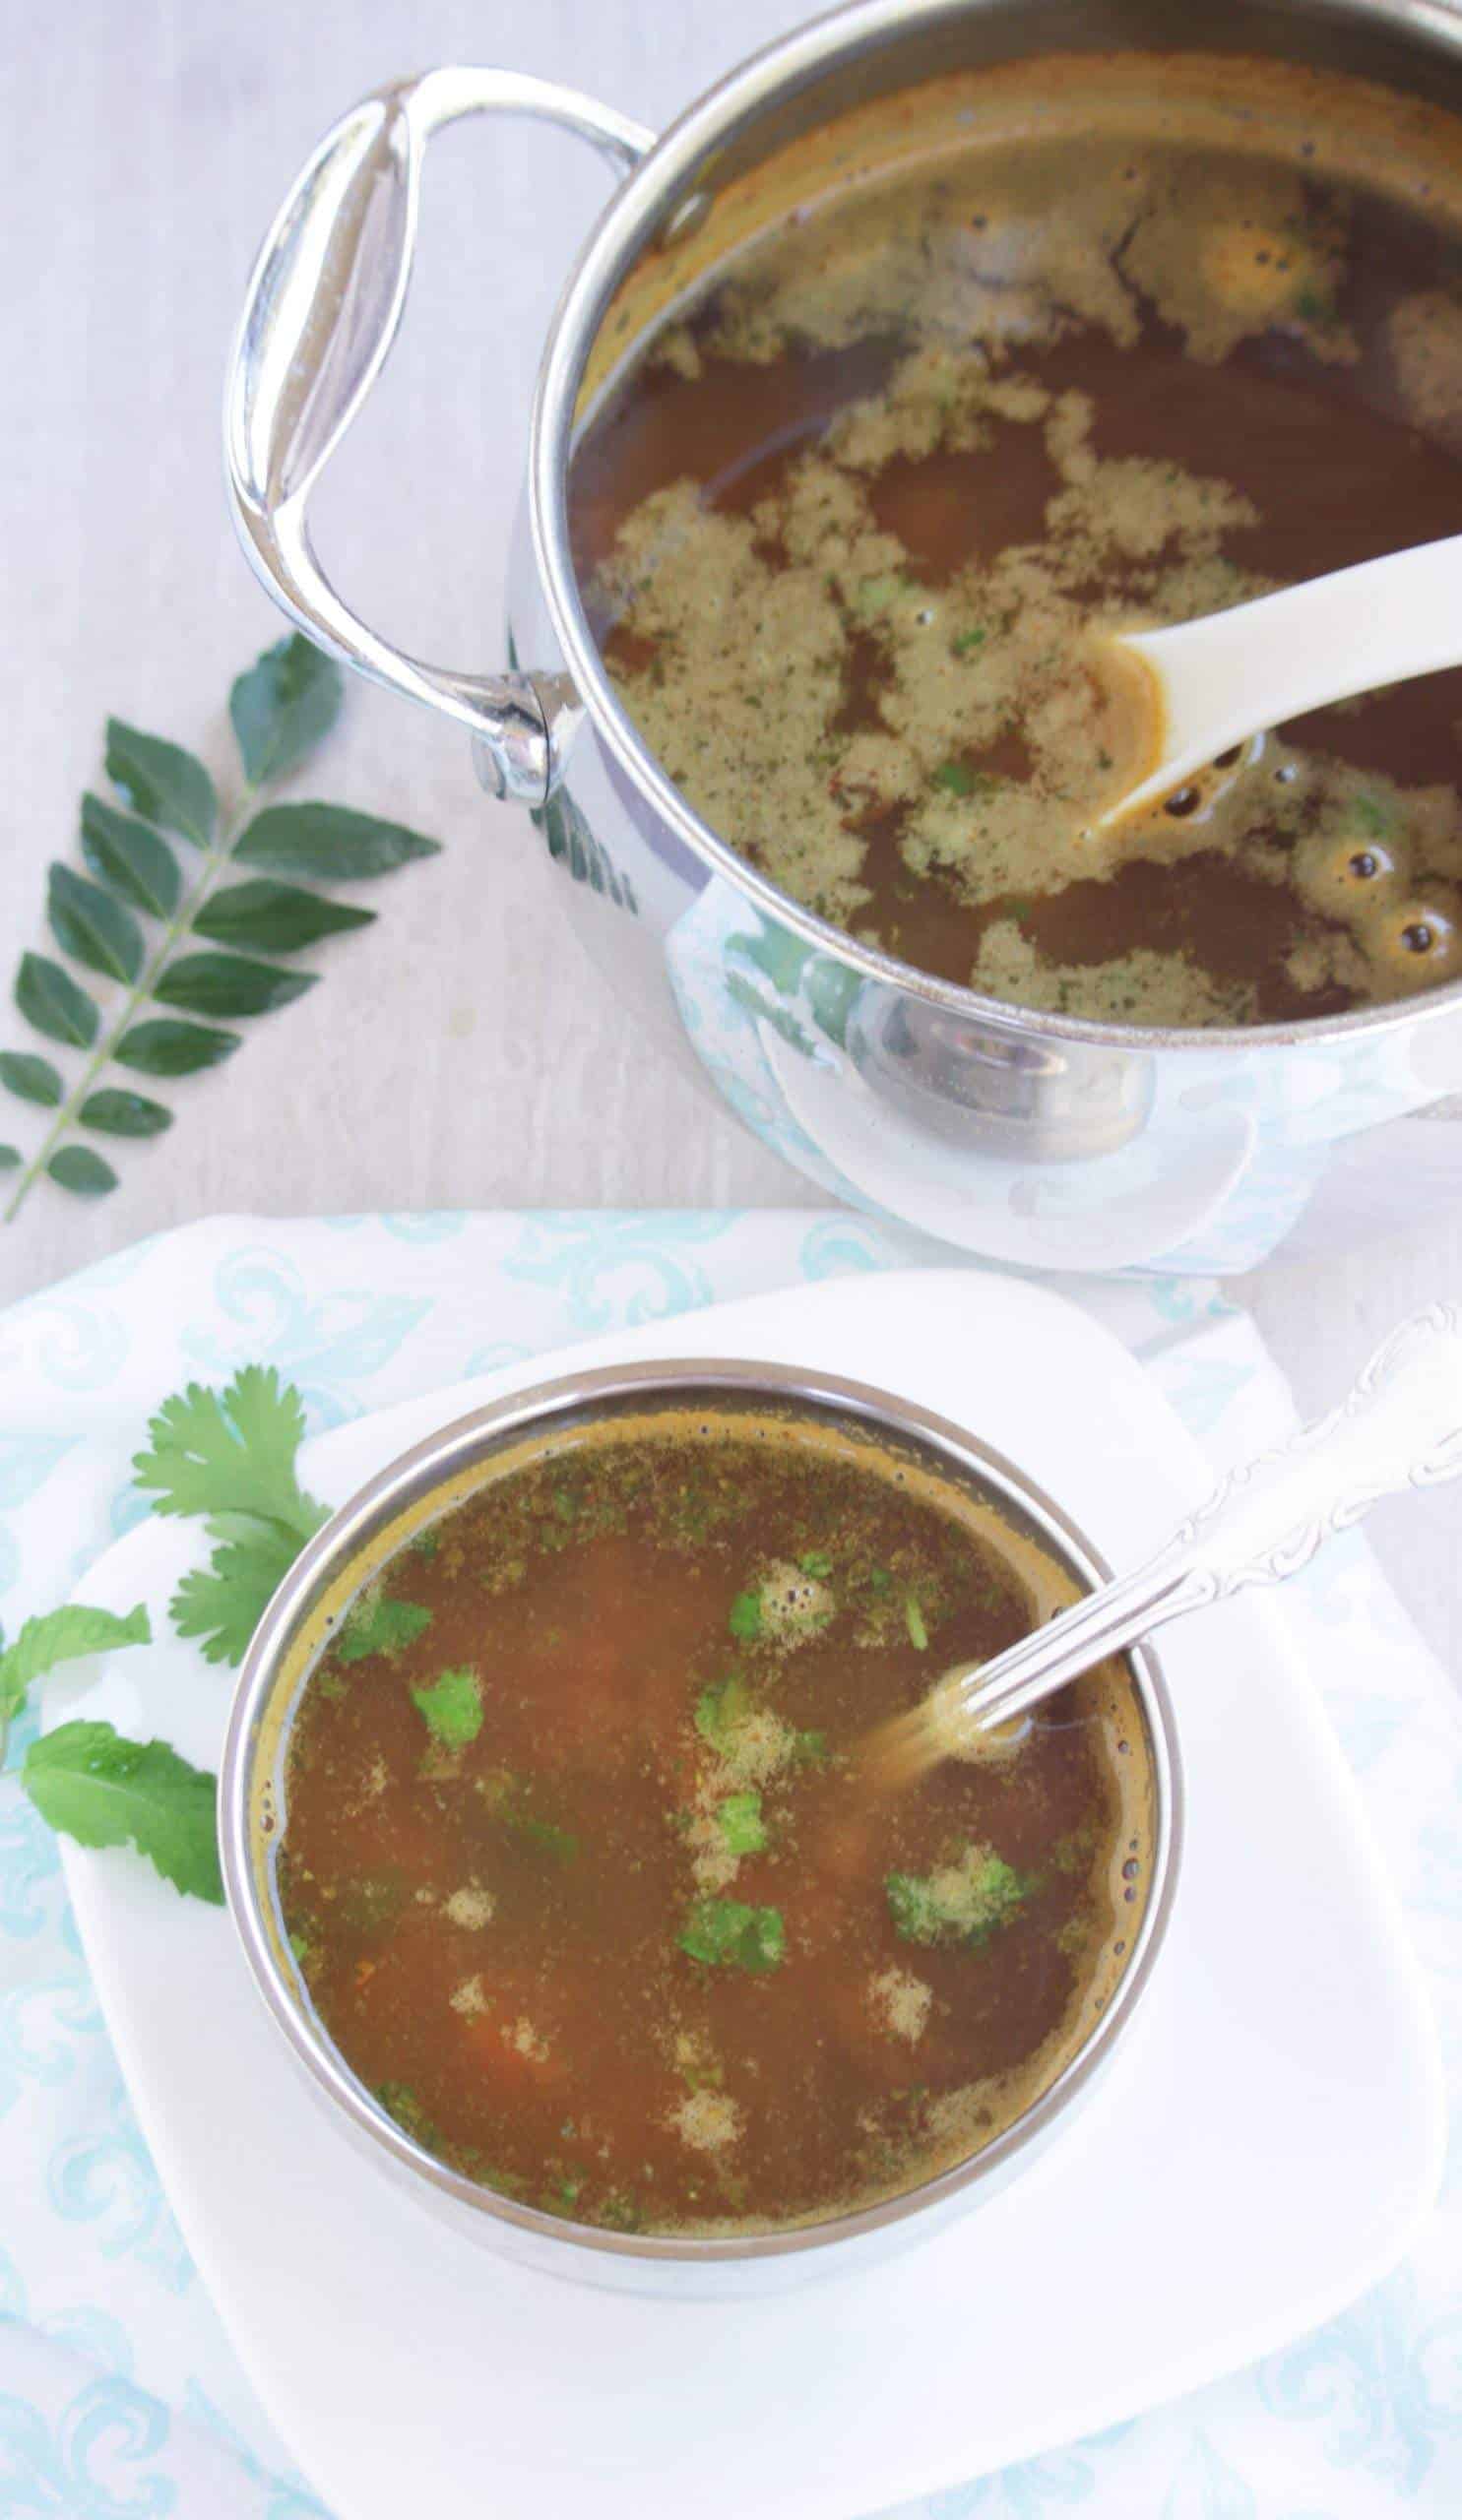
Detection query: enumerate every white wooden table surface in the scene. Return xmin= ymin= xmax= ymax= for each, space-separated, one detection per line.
xmin=2 ymin=0 xmax=1457 ymax=1671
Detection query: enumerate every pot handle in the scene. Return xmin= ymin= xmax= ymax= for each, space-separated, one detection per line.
xmin=224 ymin=69 xmax=655 ymax=803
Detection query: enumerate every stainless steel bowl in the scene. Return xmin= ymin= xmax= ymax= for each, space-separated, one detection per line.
xmin=220 ymin=1357 xmax=1182 ymax=2296
xmin=225 ymin=0 xmax=1462 ymax=1279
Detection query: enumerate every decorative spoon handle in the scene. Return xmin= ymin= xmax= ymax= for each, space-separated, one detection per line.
xmin=955 ymin=1303 xmax=1462 ymax=1735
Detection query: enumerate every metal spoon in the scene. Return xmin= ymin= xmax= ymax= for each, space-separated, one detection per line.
xmin=876 ymin=1303 xmax=1462 ymax=1782
xmin=1102 ymin=532 xmax=1462 ymax=824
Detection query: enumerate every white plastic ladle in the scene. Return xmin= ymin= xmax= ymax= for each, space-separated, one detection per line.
xmin=1104 ymin=531 xmax=1462 ymax=823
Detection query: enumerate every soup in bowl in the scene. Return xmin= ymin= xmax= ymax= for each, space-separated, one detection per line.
xmin=221 ymin=1361 xmax=1180 ymax=2291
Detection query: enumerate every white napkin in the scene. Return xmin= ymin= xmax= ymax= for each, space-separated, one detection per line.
xmin=0 ymin=1211 xmax=1455 ymax=2519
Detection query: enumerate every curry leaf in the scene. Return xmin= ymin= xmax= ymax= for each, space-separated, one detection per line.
xmin=22 ymin=1721 xmax=223 ymax=1903
xmin=195 ymin=880 xmax=373 ymax=955
xmin=105 ymin=720 xmax=217 ymax=846
xmin=0 ymin=1051 xmax=63 ymax=1107
xmin=79 ymin=1088 xmax=171 ymax=1138
xmin=16 ymin=953 xmax=97 ymax=1048
xmin=113 ymin=1019 xmax=239 ymax=1076
xmin=235 ymin=802 xmax=441 ymax=881
xmin=47 ymin=1147 xmax=117 ymax=1198
xmin=153 ymin=953 xmax=315 ymax=1019
xmin=229 ymin=636 xmax=343 ymax=785
xmin=47 ymin=865 xmax=145 ymax=983
xmin=80 ymin=794 xmax=181 ymax=918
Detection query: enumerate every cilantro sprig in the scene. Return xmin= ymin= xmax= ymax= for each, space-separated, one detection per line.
xmin=678 ymin=1897 xmax=785 ymax=1973
xmin=134 ymin=1365 xmax=329 ymax=1666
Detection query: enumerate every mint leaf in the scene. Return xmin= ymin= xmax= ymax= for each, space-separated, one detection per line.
xmin=235 ymin=803 xmax=441 ymax=881
xmin=717 ymin=1791 xmax=766 ymax=1855
xmin=678 ymin=1897 xmax=784 ymax=1972
xmin=886 ymin=1848 xmax=1031 ymax=1947
xmin=23 ymin=1721 xmax=222 ymax=1902
xmin=16 ymin=953 xmax=97 ymax=1048
xmin=105 ymin=720 xmax=217 ymax=847
xmin=338 ymin=1597 xmax=431 ymax=1664
xmin=412 ymin=1667 xmax=482 ymax=1749
xmin=80 ymin=794 xmax=181 ymax=918
xmin=0 ymin=1604 xmax=150 ymax=1723
xmin=135 ymin=1367 xmax=326 ymax=1544
xmin=229 ymin=637 xmax=343 ymax=785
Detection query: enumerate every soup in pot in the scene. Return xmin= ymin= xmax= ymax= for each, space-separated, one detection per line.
xmin=274 ymin=1404 xmax=1154 ymax=2237
xmin=572 ymin=54 xmax=1462 ymax=1027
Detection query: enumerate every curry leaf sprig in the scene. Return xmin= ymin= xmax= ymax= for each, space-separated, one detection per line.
xmin=134 ymin=1365 xmax=330 ymax=1668
xmin=0 ymin=635 xmax=441 ymax=1218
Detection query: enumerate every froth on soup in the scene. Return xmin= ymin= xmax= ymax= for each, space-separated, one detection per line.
xmin=571 ymin=53 xmax=1462 ymax=1029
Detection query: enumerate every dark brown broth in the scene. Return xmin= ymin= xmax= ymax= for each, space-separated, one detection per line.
xmin=572 ymin=108 xmax=1462 ymax=1024
xmin=278 ymin=1417 xmax=1148 ymax=2236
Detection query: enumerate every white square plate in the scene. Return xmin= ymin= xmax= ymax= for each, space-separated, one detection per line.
xmin=45 ymin=1269 xmax=1443 ymax=2520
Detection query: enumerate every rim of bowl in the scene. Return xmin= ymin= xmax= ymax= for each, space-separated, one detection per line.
xmin=524 ymin=0 xmax=1462 ymax=1061
xmin=221 ymin=1355 xmax=1185 ymax=2267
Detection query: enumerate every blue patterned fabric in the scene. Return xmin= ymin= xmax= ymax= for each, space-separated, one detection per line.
xmin=0 ymin=1212 xmax=1456 ymax=2520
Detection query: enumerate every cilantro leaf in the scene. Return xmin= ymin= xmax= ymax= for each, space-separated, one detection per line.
xmin=694 ymin=1673 xmax=749 ymax=1754
xmin=22 ymin=1720 xmax=222 ymax=1902
xmin=338 ymin=1596 xmax=432 ymax=1665
xmin=886 ymin=1847 xmax=1031 ymax=1947
xmin=678 ymin=1897 xmax=785 ymax=1973
xmin=412 ymin=1667 xmax=482 ymax=1749
xmin=168 ymin=1526 xmax=300 ymax=1668
xmin=0 ymin=1604 xmax=149 ymax=1724
xmin=799 ymin=1550 xmax=833 ymax=1579
xmin=134 ymin=1367 xmax=330 ymax=1667
xmin=729 ymin=1590 xmax=762 ymax=1642
xmin=717 ymin=1791 xmax=766 ymax=1855
xmin=904 ymin=1593 xmax=928 ymax=1651
xmin=134 ymin=1366 xmax=326 ymax=1544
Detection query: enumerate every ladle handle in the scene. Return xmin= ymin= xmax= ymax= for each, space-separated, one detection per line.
xmin=962 ymin=1303 xmax=1462 ymax=1732
xmin=223 ymin=69 xmax=654 ymax=802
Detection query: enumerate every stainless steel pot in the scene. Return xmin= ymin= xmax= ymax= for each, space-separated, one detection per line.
xmin=219 ymin=1357 xmax=1181 ymax=2295
xmin=225 ymin=0 xmax=1462 ymax=1277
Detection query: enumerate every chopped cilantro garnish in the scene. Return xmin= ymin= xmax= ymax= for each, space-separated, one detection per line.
xmin=867 ymin=1567 xmax=892 ymax=1595
xmin=695 ymin=1673 xmax=749 ymax=1753
xmin=904 ymin=1593 xmax=928 ymax=1651
xmin=338 ymin=1595 xmax=432 ymax=1664
xmin=886 ymin=1848 xmax=1032 ymax=1947
xmin=717 ymin=1791 xmax=767 ymax=1855
xmin=934 ymin=761 xmax=976 ymax=797
xmin=411 ymin=1666 xmax=482 ymax=1748
xmin=375 ymin=2081 xmax=441 ymax=2150
xmin=799 ymin=1550 xmax=833 ymax=1578
xmin=792 ymin=1728 xmax=830 ymax=1767
xmin=678 ymin=1897 xmax=785 ymax=1973
xmin=729 ymin=1589 xmax=763 ymax=1642
xmin=517 ymin=1813 xmax=579 ymax=1864
xmin=412 ymin=1527 xmax=441 ymax=1561
xmin=952 ymin=627 xmax=986 ymax=656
